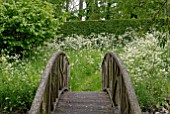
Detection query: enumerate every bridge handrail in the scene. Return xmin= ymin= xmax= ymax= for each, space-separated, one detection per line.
xmin=102 ymin=51 xmax=141 ymax=114
xmin=29 ymin=51 xmax=70 ymax=114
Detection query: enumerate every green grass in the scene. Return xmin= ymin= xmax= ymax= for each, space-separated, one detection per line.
xmin=0 ymin=47 xmax=55 ymax=112
xmin=119 ymin=35 xmax=170 ymax=111
xmin=0 ymin=48 xmax=106 ymax=112
xmin=0 ymin=31 xmax=169 ymax=112
xmin=66 ymin=48 xmax=124 ymax=92
xmin=66 ymin=49 xmax=105 ymax=91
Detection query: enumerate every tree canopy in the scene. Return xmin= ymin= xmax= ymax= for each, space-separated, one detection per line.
xmin=62 ymin=0 xmax=170 ymax=21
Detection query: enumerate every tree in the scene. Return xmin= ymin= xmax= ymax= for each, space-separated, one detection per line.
xmin=79 ymin=0 xmax=84 ymax=20
xmin=63 ymin=0 xmax=170 ymax=21
xmin=0 ymin=0 xmax=65 ymax=55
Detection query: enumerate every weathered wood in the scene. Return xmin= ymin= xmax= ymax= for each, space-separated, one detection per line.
xmin=102 ymin=51 xmax=142 ymax=114
xmin=54 ymin=92 xmax=114 ymax=114
xmin=30 ymin=51 xmax=142 ymax=114
xmin=29 ymin=51 xmax=70 ymax=114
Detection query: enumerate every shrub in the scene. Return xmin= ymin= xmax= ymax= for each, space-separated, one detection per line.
xmin=0 ymin=0 xmax=62 ymax=55
xmin=56 ymin=30 xmax=141 ymax=50
xmin=1 ymin=28 xmax=169 ymax=112
xmin=0 ymin=46 xmax=55 ymax=112
xmin=120 ymin=32 xmax=170 ymax=111
xmin=60 ymin=19 xmax=151 ymax=36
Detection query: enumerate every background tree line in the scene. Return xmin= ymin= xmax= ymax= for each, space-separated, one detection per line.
xmin=0 ymin=0 xmax=169 ymax=56
xmin=62 ymin=0 xmax=170 ymax=21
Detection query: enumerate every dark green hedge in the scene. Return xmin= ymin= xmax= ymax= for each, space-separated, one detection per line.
xmin=60 ymin=19 xmax=152 ymax=36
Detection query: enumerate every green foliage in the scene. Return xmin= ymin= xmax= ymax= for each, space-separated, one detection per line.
xmin=61 ymin=19 xmax=150 ymax=36
xmin=0 ymin=0 xmax=62 ymax=55
xmin=115 ymin=0 xmax=166 ymax=19
xmin=67 ymin=49 xmax=103 ymax=91
xmin=58 ymin=30 xmax=170 ymax=111
xmin=132 ymin=81 xmax=157 ymax=110
xmin=120 ymin=32 xmax=170 ymax=111
xmin=0 ymin=29 xmax=169 ymax=112
xmin=0 ymin=46 xmax=55 ymax=112
xmin=66 ymin=0 xmax=169 ymax=21
xmin=56 ymin=30 xmax=142 ymax=51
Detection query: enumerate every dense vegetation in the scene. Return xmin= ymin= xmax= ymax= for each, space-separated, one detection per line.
xmin=0 ymin=31 xmax=169 ymax=112
xmin=66 ymin=0 xmax=170 ymax=20
xmin=0 ymin=0 xmax=65 ymax=112
xmin=0 ymin=0 xmax=64 ymax=56
xmin=61 ymin=19 xmax=150 ymax=36
xmin=0 ymin=0 xmax=169 ymax=113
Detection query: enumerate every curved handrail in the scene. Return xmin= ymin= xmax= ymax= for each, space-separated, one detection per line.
xmin=29 ymin=51 xmax=70 ymax=114
xmin=102 ymin=51 xmax=141 ymax=114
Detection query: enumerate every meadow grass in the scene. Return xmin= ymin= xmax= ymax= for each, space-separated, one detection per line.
xmin=119 ymin=34 xmax=170 ymax=110
xmin=0 ymin=31 xmax=169 ymax=112
xmin=0 ymin=47 xmax=55 ymax=112
xmin=66 ymin=49 xmax=104 ymax=91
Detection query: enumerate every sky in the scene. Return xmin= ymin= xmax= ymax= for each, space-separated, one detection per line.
xmin=69 ymin=0 xmax=86 ymax=11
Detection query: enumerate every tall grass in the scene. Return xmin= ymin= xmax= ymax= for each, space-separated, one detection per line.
xmin=0 ymin=47 xmax=56 ymax=112
xmin=120 ymin=32 xmax=170 ymax=111
xmin=0 ymin=30 xmax=169 ymax=112
xmin=67 ymin=49 xmax=103 ymax=91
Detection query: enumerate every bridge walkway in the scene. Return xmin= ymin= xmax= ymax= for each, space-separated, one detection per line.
xmin=29 ymin=51 xmax=142 ymax=114
xmin=54 ymin=92 xmax=114 ymax=114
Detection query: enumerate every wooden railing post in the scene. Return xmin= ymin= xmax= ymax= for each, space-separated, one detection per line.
xmin=102 ymin=51 xmax=142 ymax=114
xmin=29 ymin=51 xmax=70 ymax=114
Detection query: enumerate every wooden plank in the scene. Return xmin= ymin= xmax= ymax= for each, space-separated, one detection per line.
xmin=55 ymin=108 xmax=114 ymax=114
xmin=59 ymin=98 xmax=111 ymax=103
xmin=60 ymin=92 xmax=110 ymax=99
xmin=54 ymin=92 xmax=114 ymax=114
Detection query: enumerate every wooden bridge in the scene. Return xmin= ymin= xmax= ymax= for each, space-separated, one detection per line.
xmin=29 ymin=51 xmax=142 ymax=114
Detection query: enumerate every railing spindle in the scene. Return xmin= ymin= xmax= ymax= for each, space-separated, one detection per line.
xmin=102 ymin=51 xmax=141 ymax=114
xmin=29 ymin=51 xmax=70 ymax=114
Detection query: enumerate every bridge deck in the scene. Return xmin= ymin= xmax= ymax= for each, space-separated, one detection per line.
xmin=54 ymin=91 xmax=114 ymax=114
xmin=30 ymin=51 xmax=141 ymax=114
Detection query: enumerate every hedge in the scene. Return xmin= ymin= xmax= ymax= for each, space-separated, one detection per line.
xmin=60 ymin=19 xmax=152 ymax=36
